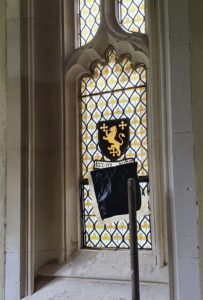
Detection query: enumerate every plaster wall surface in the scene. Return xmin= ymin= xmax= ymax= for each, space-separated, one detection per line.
xmin=0 ymin=1 xmax=6 ymax=299
xmin=189 ymin=0 xmax=203 ymax=299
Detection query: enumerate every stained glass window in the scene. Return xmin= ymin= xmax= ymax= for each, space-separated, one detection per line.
xmin=118 ymin=0 xmax=145 ymax=33
xmin=79 ymin=0 xmax=101 ymax=46
xmin=81 ymin=48 xmax=151 ymax=249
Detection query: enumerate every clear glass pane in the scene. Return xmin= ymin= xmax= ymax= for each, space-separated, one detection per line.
xmin=81 ymin=48 xmax=151 ymax=249
xmin=79 ymin=0 xmax=101 ymax=46
xmin=118 ymin=0 xmax=145 ymax=34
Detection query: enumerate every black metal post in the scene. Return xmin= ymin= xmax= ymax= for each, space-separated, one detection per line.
xmin=128 ymin=178 xmax=140 ymax=300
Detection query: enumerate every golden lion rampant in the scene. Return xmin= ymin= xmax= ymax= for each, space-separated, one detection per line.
xmin=103 ymin=125 xmax=125 ymax=156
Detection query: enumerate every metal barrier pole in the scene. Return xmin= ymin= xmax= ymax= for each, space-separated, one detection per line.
xmin=128 ymin=178 xmax=140 ymax=300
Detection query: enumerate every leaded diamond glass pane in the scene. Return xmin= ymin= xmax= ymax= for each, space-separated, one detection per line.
xmin=118 ymin=0 xmax=145 ymax=33
xmin=81 ymin=48 xmax=151 ymax=249
xmin=79 ymin=0 xmax=100 ymax=46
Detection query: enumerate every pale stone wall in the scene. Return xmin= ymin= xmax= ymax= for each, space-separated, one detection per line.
xmin=33 ymin=0 xmax=64 ymax=274
xmin=0 ymin=1 xmax=6 ymax=299
xmin=160 ymin=0 xmax=200 ymax=298
xmin=189 ymin=1 xmax=203 ymax=299
xmin=5 ymin=0 xmax=22 ymax=298
xmin=4 ymin=0 xmax=64 ymax=298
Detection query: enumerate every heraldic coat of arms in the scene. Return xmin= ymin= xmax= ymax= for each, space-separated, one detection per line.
xmin=97 ymin=118 xmax=130 ymax=161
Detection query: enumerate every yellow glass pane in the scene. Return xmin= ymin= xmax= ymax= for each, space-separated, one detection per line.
xmin=119 ymin=0 xmax=145 ymax=34
xmin=79 ymin=0 xmax=101 ymax=46
xmin=81 ymin=48 xmax=151 ymax=250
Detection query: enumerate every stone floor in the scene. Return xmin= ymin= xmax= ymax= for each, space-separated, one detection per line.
xmin=23 ymin=250 xmax=169 ymax=300
xmin=23 ymin=277 xmax=169 ymax=300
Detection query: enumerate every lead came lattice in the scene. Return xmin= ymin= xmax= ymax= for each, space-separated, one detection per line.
xmin=81 ymin=48 xmax=151 ymax=249
xmin=118 ymin=0 xmax=145 ymax=34
xmin=79 ymin=0 xmax=101 ymax=46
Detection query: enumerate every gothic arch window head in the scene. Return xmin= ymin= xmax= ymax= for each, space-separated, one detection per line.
xmin=77 ymin=0 xmax=146 ymax=47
